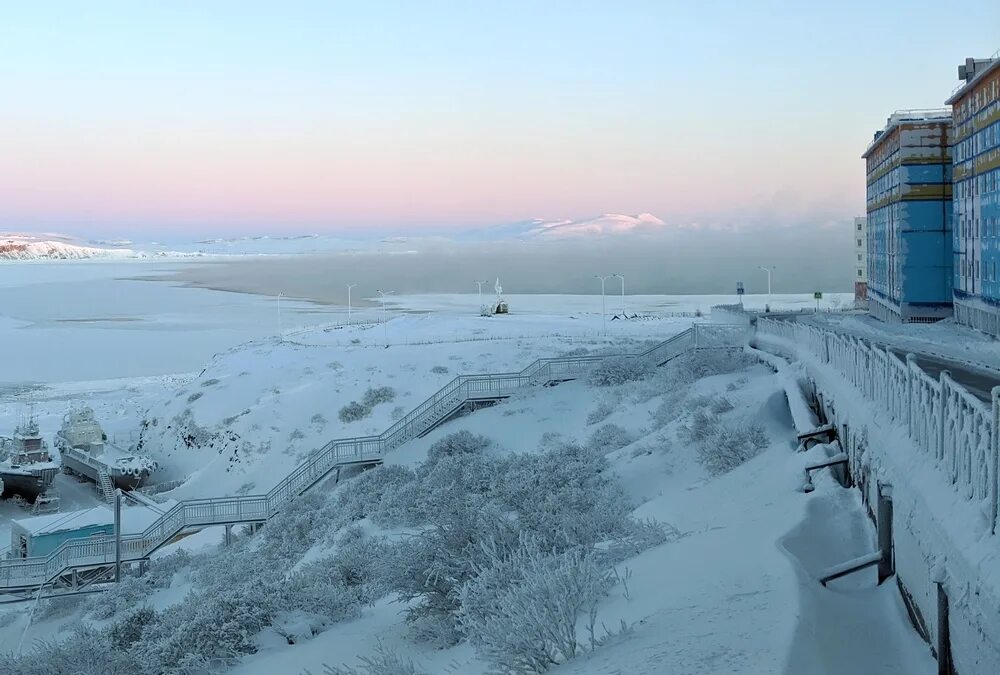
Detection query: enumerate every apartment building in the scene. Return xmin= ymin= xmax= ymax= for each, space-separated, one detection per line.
xmin=946 ymin=56 xmax=1000 ymax=337
xmin=853 ymin=216 xmax=867 ymax=303
xmin=862 ymin=111 xmax=954 ymax=323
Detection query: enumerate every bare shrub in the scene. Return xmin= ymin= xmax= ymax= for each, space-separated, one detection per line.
xmin=458 ymin=543 xmax=613 ymax=674
xmin=586 ymin=400 xmax=616 ymax=425
xmin=362 ymin=386 xmax=396 ymax=407
xmin=696 ymin=420 xmax=769 ymax=475
xmin=587 ymin=356 xmax=653 ymax=387
xmin=586 ymin=423 xmax=634 ymax=454
xmin=338 ymin=401 xmax=370 ymax=423
xmin=426 ymin=430 xmax=491 ymax=463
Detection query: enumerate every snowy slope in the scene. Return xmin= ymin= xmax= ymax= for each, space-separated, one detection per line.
xmin=137 ymin=313 xmax=690 ymax=500
xmin=0 ymin=233 xmax=199 ymax=261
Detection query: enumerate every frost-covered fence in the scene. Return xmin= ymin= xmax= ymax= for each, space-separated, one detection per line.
xmin=757 ymin=318 xmax=1000 ymax=531
xmin=0 ymin=323 xmax=747 ymax=593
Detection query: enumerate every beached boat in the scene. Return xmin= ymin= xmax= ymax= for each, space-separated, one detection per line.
xmin=55 ymin=407 xmax=157 ymax=493
xmin=0 ymin=418 xmax=60 ymax=501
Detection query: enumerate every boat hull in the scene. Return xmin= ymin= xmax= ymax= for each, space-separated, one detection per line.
xmin=61 ymin=453 xmax=151 ymax=491
xmin=0 ymin=467 xmax=58 ymax=502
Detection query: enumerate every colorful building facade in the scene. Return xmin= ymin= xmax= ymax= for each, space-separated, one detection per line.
xmin=946 ymin=56 xmax=1000 ymax=337
xmin=862 ymin=111 xmax=954 ymax=323
xmin=853 ymin=216 xmax=868 ymax=303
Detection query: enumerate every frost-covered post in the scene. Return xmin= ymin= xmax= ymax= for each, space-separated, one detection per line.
xmin=346 ymin=284 xmax=357 ymax=325
xmin=114 ymin=488 xmax=122 ymax=583
xmin=905 ymin=354 xmax=916 ymax=434
xmin=991 ymin=386 xmax=1000 ymax=533
xmin=594 ymin=275 xmax=610 ymax=336
xmin=939 ymin=371 xmax=950 ymax=468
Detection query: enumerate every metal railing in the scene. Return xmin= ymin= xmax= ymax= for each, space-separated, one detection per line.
xmin=756 ymin=318 xmax=1000 ymax=531
xmin=0 ymin=323 xmax=746 ymax=591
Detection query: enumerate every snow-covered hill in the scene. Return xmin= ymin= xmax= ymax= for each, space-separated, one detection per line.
xmin=0 ymin=233 xmax=199 ymax=261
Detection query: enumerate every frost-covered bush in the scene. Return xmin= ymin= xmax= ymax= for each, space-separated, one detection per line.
xmin=710 ymin=396 xmax=735 ymax=414
xmin=142 ymin=581 xmax=279 ymax=666
xmin=316 ymin=643 xmax=427 ymax=675
xmin=87 ymin=575 xmax=151 ymax=620
xmin=334 ymin=464 xmax=416 ymax=523
xmin=386 ymin=504 xmax=522 ymax=646
xmin=282 ymin=558 xmax=367 ymax=623
xmin=586 ymin=400 xmax=617 ymax=425
xmin=600 ymin=518 xmax=674 ymax=566
xmin=109 ymin=607 xmax=157 ymax=651
xmin=664 ymin=349 xmax=756 ymax=386
xmin=459 ymin=542 xmax=613 ymax=674
xmin=679 ymin=409 xmax=718 ymax=444
xmin=426 ymin=430 xmax=492 ymax=464
xmin=587 ymin=356 xmax=653 ymax=387
xmin=586 ymin=423 xmax=634 ymax=454
xmin=696 ymin=420 xmax=769 ymax=476
xmin=0 ymin=626 xmax=140 ymax=675
xmin=497 ymin=443 xmax=632 ymax=552
xmin=339 ymin=400 xmax=371 ymax=423
xmin=362 ymin=386 xmax=396 ymax=407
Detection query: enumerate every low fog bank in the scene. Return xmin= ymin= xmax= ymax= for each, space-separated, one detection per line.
xmin=161 ymin=229 xmax=852 ymax=303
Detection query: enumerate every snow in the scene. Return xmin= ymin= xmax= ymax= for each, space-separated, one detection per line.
xmin=0 ymin=262 xmax=940 ymax=673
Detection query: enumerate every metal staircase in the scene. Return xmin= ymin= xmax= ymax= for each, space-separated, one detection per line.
xmin=97 ymin=470 xmax=116 ymax=503
xmin=0 ymin=323 xmax=745 ymax=598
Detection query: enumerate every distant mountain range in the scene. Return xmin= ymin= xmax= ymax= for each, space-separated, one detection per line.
xmin=0 ymin=213 xmax=698 ymax=261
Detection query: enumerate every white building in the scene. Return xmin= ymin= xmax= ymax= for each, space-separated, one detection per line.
xmin=853 ymin=216 xmax=867 ymax=304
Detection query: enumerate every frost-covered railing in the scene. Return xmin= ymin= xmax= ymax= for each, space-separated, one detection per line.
xmin=756 ymin=318 xmax=1000 ymax=531
xmin=0 ymin=323 xmax=746 ymax=591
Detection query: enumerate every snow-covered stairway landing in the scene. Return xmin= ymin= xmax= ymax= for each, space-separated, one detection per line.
xmin=0 ymin=323 xmax=745 ymax=599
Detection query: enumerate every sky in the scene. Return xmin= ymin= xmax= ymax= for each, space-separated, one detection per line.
xmin=2 ymin=1 xmax=999 ymax=239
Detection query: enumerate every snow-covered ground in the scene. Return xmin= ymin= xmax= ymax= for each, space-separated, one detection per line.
xmin=0 ymin=314 xmax=934 ymax=673
xmin=0 ymin=262 xmax=953 ymax=673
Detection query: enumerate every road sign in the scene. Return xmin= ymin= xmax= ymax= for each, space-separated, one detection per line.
xmin=814 ymin=291 xmax=822 ymax=299
xmin=736 ymin=282 xmax=745 ymax=296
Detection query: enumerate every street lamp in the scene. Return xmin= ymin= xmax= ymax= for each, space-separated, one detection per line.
xmin=595 ymin=275 xmax=611 ymax=335
xmin=612 ymin=273 xmax=626 ymax=318
xmin=758 ymin=266 xmax=775 ymax=308
xmin=474 ymin=279 xmax=488 ymax=307
xmin=277 ymin=292 xmax=283 ymax=339
xmin=376 ymin=289 xmax=392 ymax=346
xmin=346 ymin=284 xmax=357 ymax=326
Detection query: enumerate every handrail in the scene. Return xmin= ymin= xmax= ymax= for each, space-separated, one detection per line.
xmin=756 ymin=317 xmax=1000 ymax=532
xmin=0 ymin=323 xmax=747 ymax=590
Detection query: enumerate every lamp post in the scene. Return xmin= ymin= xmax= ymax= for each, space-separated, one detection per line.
xmin=277 ymin=292 xmax=283 ymax=339
xmin=376 ymin=289 xmax=392 ymax=346
xmin=758 ymin=266 xmax=774 ymax=308
xmin=595 ymin=275 xmax=611 ymax=336
xmin=613 ymin=273 xmax=625 ymax=317
xmin=474 ymin=280 xmax=488 ymax=308
xmin=346 ymin=284 xmax=357 ymax=325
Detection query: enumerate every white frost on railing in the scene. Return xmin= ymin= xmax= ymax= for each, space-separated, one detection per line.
xmin=757 ymin=318 xmax=1000 ymax=531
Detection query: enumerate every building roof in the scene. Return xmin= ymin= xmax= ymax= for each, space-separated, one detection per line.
xmin=945 ymin=56 xmax=1000 ymax=105
xmin=862 ymin=109 xmax=951 ymax=158
xmin=12 ymin=500 xmax=177 ymax=536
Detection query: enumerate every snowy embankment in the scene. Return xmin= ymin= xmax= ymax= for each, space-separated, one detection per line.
xmin=0 ymin=323 xmax=936 ymax=674
xmin=757 ymin=332 xmax=1000 ymax=674
xmin=137 ymin=314 xmax=692 ymax=500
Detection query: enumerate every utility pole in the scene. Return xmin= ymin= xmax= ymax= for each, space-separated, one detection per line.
xmin=376 ymin=289 xmax=391 ymax=347
xmin=595 ymin=275 xmax=610 ymax=336
xmin=474 ymin=280 xmax=488 ymax=308
xmin=114 ymin=488 xmax=122 ymax=583
xmin=346 ymin=284 xmax=357 ymax=326
xmin=277 ymin=292 xmax=283 ymax=339
xmin=613 ymin=273 xmax=626 ymax=317
xmin=758 ymin=266 xmax=775 ymax=309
